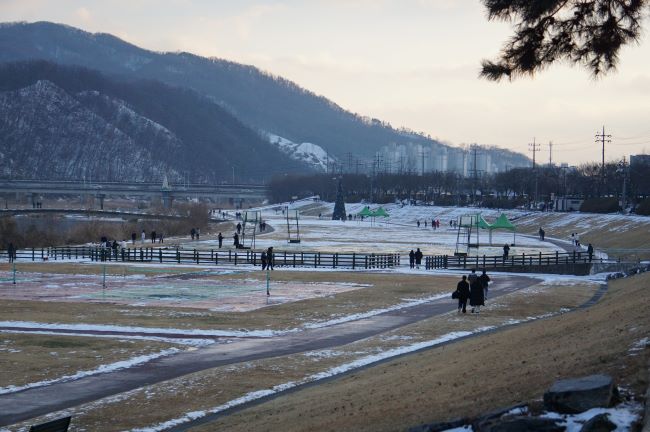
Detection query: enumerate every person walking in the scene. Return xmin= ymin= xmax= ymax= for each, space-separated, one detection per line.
xmin=261 ymin=250 xmax=268 ymax=270
xmin=469 ymin=272 xmax=485 ymax=313
xmin=456 ymin=275 xmax=470 ymax=313
xmin=468 ymin=268 xmax=478 ymax=286
xmin=218 ymin=232 xmax=223 ymax=248
xmin=587 ymin=243 xmax=594 ymax=262
xmin=7 ymin=242 xmax=15 ymax=263
xmin=159 ymin=232 xmax=164 ymax=243
xmin=236 ymin=223 xmax=242 ymax=234
xmin=538 ymin=227 xmax=545 ymax=241
xmin=141 ymin=230 xmax=146 ymax=244
xmin=131 ymin=232 xmax=136 ymax=244
xmin=479 ymin=270 xmax=491 ymax=300
xmin=416 ymin=220 xmax=420 ymax=228
xmin=233 ymin=232 xmax=239 ymax=248
xmin=196 ymin=228 xmax=200 ymax=240
xmin=414 ymin=248 xmax=423 ymax=269
xmin=503 ymin=243 xmax=510 ymax=260
xmin=409 ymin=249 xmax=415 ymax=269
xmin=191 ymin=228 xmax=195 ymax=240
xmin=267 ymin=247 xmax=274 ymax=270
xmin=151 ymin=230 xmax=157 ymax=244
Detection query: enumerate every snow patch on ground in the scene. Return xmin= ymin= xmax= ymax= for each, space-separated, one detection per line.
xmin=541 ymin=404 xmax=642 ymax=431
xmin=0 ymin=348 xmax=180 ymax=395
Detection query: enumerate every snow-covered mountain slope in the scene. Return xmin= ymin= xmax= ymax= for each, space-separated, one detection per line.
xmin=0 ymin=80 xmax=179 ymax=181
xmin=266 ymin=133 xmax=332 ymax=172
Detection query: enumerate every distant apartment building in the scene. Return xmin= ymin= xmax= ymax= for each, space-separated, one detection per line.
xmin=630 ymin=154 xmax=650 ymax=167
xmin=377 ymin=142 xmax=529 ymax=176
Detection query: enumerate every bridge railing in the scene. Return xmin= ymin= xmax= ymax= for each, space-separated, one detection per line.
xmin=424 ymin=250 xmax=605 ymax=271
xmin=0 ymin=247 xmax=400 ymax=270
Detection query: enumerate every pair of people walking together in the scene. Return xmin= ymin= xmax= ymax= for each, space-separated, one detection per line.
xmin=454 ymin=269 xmax=490 ymax=314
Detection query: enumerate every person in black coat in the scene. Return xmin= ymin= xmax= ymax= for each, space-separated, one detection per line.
xmin=470 ymin=276 xmax=485 ymax=313
xmin=218 ymin=232 xmax=223 ymax=248
xmin=409 ymin=249 xmax=415 ymax=269
xmin=414 ymin=248 xmax=423 ymax=269
xmin=479 ymin=270 xmax=491 ymax=300
xmin=456 ymin=275 xmax=470 ymax=313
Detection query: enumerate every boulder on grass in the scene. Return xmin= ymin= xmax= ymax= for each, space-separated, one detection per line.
xmin=479 ymin=417 xmax=564 ymax=432
xmin=580 ymin=413 xmax=616 ymax=432
xmin=543 ymin=374 xmax=615 ymax=414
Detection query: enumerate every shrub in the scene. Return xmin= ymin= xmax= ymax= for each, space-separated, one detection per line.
xmin=579 ymin=197 xmax=620 ymax=213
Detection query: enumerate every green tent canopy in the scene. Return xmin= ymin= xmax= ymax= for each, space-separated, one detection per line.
xmin=476 ymin=215 xmax=492 ymax=230
xmin=491 ymin=213 xmax=516 ymax=230
xmin=487 ymin=213 xmax=517 ymax=245
xmin=357 ymin=206 xmax=373 ymax=217
xmin=371 ymin=207 xmax=390 ymax=218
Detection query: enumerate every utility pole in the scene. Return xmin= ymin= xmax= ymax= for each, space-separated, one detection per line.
xmin=595 ymin=126 xmax=612 ymax=194
xmin=529 ymin=138 xmax=541 ymax=205
xmin=548 ymin=141 xmax=553 ymax=166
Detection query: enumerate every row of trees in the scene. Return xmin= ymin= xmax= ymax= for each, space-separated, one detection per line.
xmin=268 ymin=161 xmax=650 ymax=209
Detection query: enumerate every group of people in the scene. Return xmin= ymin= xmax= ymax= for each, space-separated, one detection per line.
xmin=129 ymin=230 xmax=164 ymax=244
xmin=416 ymin=219 xmax=442 ymax=229
xmin=455 ymin=269 xmax=490 ymax=314
xmin=190 ymin=228 xmax=200 ymax=240
xmin=408 ymin=248 xmax=424 ymax=269
xmin=260 ymin=246 xmax=274 ymax=270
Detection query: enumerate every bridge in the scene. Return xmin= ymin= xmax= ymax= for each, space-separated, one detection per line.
xmin=0 ymin=180 xmax=268 ymax=209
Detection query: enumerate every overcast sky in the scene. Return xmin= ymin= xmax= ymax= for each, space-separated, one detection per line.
xmin=3 ymin=0 xmax=650 ymax=164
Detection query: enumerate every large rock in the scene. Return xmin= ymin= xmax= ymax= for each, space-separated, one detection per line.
xmin=407 ymin=418 xmax=467 ymax=432
xmin=543 ymin=375 xmax=615 ymax=414
xmin=479 ymin=417 xmax=564 ymax=432
xmin=580 ymin=413 xmax=616 ymax=432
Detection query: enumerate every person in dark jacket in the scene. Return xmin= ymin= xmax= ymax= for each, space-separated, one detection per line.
xmin=233 ymin=232 xmax=239 ymax=248
xmin=409 ymin=249 xmax=415 ymax=269
xmin=267 ymin=247 xmax=274 ymax=270
xmin=414 ymin=248 xmax=423 ymax=269
xmin=7 ymin=242 xmax=15 ymax=263
xmin=479 ymin=270 xmax=491 ymax=300
xmin=503 ymin=243 xmax=510 ymax=260
xmin=470 ymin=273 xmax=485 ymax=313
xmin=261 ymin=251 xmax=268 ymax=270
xmin=218 ymin=232 xmax=223 ymax=248
xmin=587 ymin=243 xmax=594 ymax=262
xmin=456 ymin=275 xmax=470 ymax=313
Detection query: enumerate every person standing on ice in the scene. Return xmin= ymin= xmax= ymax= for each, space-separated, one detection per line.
xmin=538 ymin=227 xmax=545 ymax=241
xmin=409 ymin=249 xmax=415 ymax=269
xmin=456 ymin=275 xmax=470 ymax=313
xmin=416 ymin=219 xmax=420 ymax=228
xmin=218 ymin=232 xmax=223 ymax=248
xmin=414 ymin=248 xmax=423 ymax=269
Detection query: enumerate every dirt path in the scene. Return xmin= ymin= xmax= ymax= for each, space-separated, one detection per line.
xmin=0 ymin=275 xmax=536 ymax=426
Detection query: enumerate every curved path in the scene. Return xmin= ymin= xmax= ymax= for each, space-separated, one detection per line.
xmin=0 ymin=275 xmax=537 ymax=427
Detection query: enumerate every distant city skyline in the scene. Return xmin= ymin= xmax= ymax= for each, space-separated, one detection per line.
xmin=2 ymin=0 xmax=650 ymax=165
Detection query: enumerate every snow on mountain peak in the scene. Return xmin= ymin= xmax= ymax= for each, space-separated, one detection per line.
xmin=265 ymin=133 xmax=332 ymax=172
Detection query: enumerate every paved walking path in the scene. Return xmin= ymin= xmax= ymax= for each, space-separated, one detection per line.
xmin=0 ymin=275 xmax=535 ymax=427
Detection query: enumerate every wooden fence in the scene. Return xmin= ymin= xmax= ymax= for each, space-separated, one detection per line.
xmin=425 ymin=250 xmax=600 ymax=270
xmin=1 ymin=246 xmax=400 ymax=270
